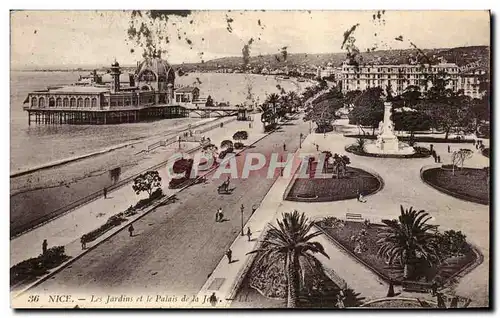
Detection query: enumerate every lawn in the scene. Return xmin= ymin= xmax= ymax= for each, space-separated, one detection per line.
xmin=285 ymin=167 xmax=381 ymax=202
xmin=422 ymin=167 xmax=489 ymax=205
xmin=316 ymin=220 xmax=477 ymax=285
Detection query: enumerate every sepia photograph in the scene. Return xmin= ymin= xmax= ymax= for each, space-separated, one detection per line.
xmin=8 ymin=9 xmax=491 ymax=309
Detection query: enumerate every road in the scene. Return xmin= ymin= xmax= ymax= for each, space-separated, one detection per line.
xmin=28 ymin=117 xmax=311 ymax=298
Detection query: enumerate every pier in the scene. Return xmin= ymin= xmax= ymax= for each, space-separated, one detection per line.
xmin=24 ymin=105 xmax=189 ymax=125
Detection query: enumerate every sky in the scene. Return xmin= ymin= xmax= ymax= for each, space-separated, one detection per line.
xmin=10 ymin=10 xmax=490 ymax=69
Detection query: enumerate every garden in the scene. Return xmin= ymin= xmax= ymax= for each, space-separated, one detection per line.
xmin=316 ymin=209 xmax=479 ymax=287
xmin=422 ymin=166 xmax=489 ymax=205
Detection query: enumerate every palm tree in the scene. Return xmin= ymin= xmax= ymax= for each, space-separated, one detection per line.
xmin=377 ymin=206 xmax=440 ymax=279
xmin=266 ymin=93 xmax=281 ymax=120
xmin=247 ymin=210 xmax=329 ymax=308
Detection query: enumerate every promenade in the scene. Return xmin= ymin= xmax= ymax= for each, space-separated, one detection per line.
xmin=11 ymin=114 xmax=264 ymax=267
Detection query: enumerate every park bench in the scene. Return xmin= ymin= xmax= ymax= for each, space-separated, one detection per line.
xmin=345 ymin=213 xmax=363 ymax=222
xmin=402 ymin=281 xmax=432 ymax=293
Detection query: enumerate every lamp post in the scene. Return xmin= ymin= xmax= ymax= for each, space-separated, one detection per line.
xmin=299 ymin=133 xmax=303 ymax=148
xmin=240 ymin=204 xmax=245 ymax=236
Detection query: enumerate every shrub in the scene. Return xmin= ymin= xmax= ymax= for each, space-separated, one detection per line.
xmin=234 ymin=142 xmax=244 ymax=149
xmin=81 ymin=213 xmax=127 ymax=243
xmin=436 ymin=230 xmax=470 ymax=259
xmin=233 ymin=130 xmax=249 ymax=141
xmin=11 ymin=246 xmax=68 ymax=286
xmin=220 ymin=139 xmax=234 ymax=149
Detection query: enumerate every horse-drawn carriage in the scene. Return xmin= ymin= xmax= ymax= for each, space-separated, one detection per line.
xmin=217 ymin=178 xmax=231 ymax=194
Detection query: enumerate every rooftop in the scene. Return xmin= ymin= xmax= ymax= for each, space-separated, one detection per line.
xmin=50 ymin=86 xmax=110 ymax=94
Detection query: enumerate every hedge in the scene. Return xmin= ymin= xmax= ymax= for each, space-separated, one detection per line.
xmin=11 ymin=246 xmax=69 ymax=286
xmin=81 ymin=213 xmax=127 ymax=244
xmin=345 ymin=145 xmax=431 ymax=159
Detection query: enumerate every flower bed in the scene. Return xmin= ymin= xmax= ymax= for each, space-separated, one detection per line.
xmin=345 ymin=145 xmax=431 ymax=159
xmin=11 ymin=246 xmax=70 ymax=287
xmin=422 ymin=167 xmax=489 ymax=205
xmin=285 ymin=167 xmax=382 ymax=202
xmin=316 ymin=219 xmax=478 ymax=284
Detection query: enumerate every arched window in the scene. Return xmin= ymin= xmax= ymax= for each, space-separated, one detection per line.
xmin=49 ymin=98 xmax=55 ymax=107
xmin=63 ymin=98 xmax=69 ymax=107
xmin=38 ymin=97 xmax=45 ymax=108
xmin=56 ymin=98 xmax=62 ymax=107
xmin=70 ymin=98 xmax=76 ymax=108
xmin=77 ymin=98 xmax=83 ymax=108
xmin=125 ymin=98 xmax=130 ymax=106
xmin=84 ymin=98 xmax=90 ymax=108
xmin=31 ymin=97 xmax=37 ymax=107
xmin=91 ymin=98 xmax=97 ymax=107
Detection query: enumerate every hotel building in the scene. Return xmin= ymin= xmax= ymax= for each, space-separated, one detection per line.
xmin=341 ymin=61 xmax=486 ymax=99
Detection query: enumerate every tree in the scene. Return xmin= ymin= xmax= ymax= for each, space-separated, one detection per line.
xmin=451 ymin=149 xmax=473 ymax=175
xmin=232 ymin=130 xmax=249 ymax=142
xmin=132 ymin=170 xmax=162 ymax=198
xmin=266 ymin=93 xmax=281 ymax=120
xmin=247 ymin=210 xmax=329 ymax=308
xmin=392 ymin=110 xmax=431 ymax=138
xmin=400 ymin=85 xmax=421 ymax=107
xmin=205 ymin=95 xmax=214 ymax=107
xmin=348 ymin=87 xmax=385 ymax=135
xmin=303 ymin=99 xmax=342 ymax=133
xmin=332 ymin=154 xmax=351 ymax=179
xmin=377 ymin=206 xmax=440 ymax=279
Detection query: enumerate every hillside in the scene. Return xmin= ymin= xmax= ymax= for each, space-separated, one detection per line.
xmin=177 ymin=45 xmax=490 ymax=72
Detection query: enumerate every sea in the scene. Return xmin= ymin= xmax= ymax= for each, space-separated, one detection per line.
xmin=10 ymin=71 xmax=307 ymax=173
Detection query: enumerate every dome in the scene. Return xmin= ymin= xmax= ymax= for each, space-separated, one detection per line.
xmin=135 ymin=57 xmax=175 ymax=83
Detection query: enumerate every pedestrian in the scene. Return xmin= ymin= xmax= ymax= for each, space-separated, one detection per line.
xmin=283 ymin=143 xmax=287 ymax=151
xmin=42 ymin=239 xmax=48 ymax=255
xmin=81 ymin=237 xmax=86 ymax=250
xmin=209 ymin=292 xmax=218 ymax=307
xmin=103 ymin=187 xmax=107 ymax=199
xmin=357 ymin=190 xmax=367 ymax=203
xmin=431 ymin=281 xmax=438 ymax=296
xmin=246 ymin=227 xmax=252 ymax=242
xmin=216 ymin=208 xmax=222 ymax=222
xmin=128 ymin=224 xmax=134 ymax=237
xmin=437 ymin=155 xmax=441 ymax=163
xmin=226 ymin=249 xmax=232 ymax=264
xmin=448 ymin=145 xmax=451 ymax=153
xmin=316 ymin=144 xmax=319 ymax=152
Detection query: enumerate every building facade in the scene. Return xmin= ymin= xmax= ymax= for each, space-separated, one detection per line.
xmin=340 ymin=61 xmax=487 ymax=99
xmin=23 ymin=56 xmax=191 ymax=125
